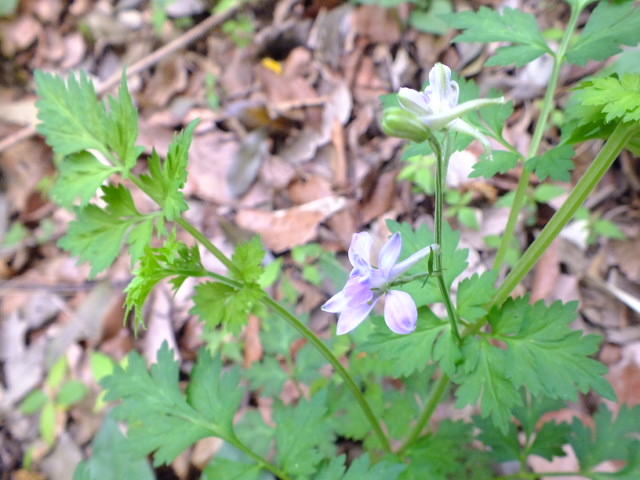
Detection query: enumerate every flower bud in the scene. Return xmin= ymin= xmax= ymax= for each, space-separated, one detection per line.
xmin=381 ymin=107 xmax=433 ymax=143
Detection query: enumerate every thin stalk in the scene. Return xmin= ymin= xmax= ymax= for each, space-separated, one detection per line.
xmin=128 ymin=173 xmax=391 ymax=451
xmin=397 ymin=373 xmax=450 ymax=455
xmin=493 ymin=4 xmax=583 ymax=272
xmin=433 ymin=134 xmax=460 ymax=341
xmin=228 ymin=433 xmax=291 ymax=479
xmin=261 ymin=296 xmax=392 ymax=453
xmin=492 ymin=121 xmax=639 ymax=308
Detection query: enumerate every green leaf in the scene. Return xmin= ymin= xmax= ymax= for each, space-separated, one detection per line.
xmin=235 ymin=410 xmax=275 ymax=458
xmin=232 ymin=236 xmax=265 ymax=283
xmin=40 ymin=400 xmax=57 ymax=445
xmin=489 ymin=296 xmax=616 ymax=402
xmin=191 ymin=281 xmax=262 ymax=334
xmin=46 ymin=356 xmax=68 ymax=389
xmin=20 ymin=390 xmax=48 ymax=415
xmin=245 ymin=356 xmax=289 ymax=397
xmin=533 ymin=184 xmax=567 ymax=203
xmin=56 ymin=380 xmax=89 ymax=408
xmin=139 ymin=120 xmax=197 ymax=223
xmin=327 ymin=381 xmax=384 ymax=443
xmin=572 ymin=73 xmax=640 ymax=125
xmin=526 ymin=144 xmax=575 ymax=182
xmin=35 ymin=70 xmax=108 ymax=156
xmin=125 ymin=235 xmax=205 ymax=331
xmin=361 ymin=311 xmax=447 ymax=377
xmin=58 ymin=184 xmax=151 ymax=277
xmin=203 ymin=456 xmax=262 ymax=480
xmin=444 ymin=7 xmax=551 ymax=66
xmin=104 ymin=72 xmax=142 ymax=170
xmin=51 ymin=152 xmax=119 ymax=207
xmin=566 ymin=1 xmax=640 ymax=66
xmin=274 ymin=391 xmax=334 ymax=476
xmin=470 ymin=150 xmax=519 ymax=179
xmin=456 ymin=270 xmax=498 ymax=322
xmin=73 ymin=416 xmax=155 ymax=480
xmin=571 ymin=404 xmax=640 ymax=477
xmin=101 ymin=343 xmax=244 ymax=466
xmin=314 ymin=453 xmax=405 ymax=480
xmin=455 ymin=337 xmax=522 ymax=433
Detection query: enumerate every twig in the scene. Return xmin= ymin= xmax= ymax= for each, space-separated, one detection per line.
xmin=0 ymin=5 xmax=241 ymax=153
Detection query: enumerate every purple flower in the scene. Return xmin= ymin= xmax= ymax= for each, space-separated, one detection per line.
xmin=322 ymin=232 xmax=435 ymax=335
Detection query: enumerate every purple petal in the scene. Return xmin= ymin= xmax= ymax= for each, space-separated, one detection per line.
xmin=343 ymin=276 xmax=373 ymax=307
xmin=336 ymin=298 xmax=379 ymax=335
xmin=348 ymin=232 xmax=373 ymax=273
xmin=384 ymin=290 xmax=417 ymax=334
xmin=321 ymin=289 xmax=350 ymax=313
xmin=389 ymin=244 xmax=437 ymax=280
xmin=378 ymin=233 xmax=402 ymax=278
xmin=398 ymin=88 xmax=431 ymax=115
xmin=448 ymin=80 xmax=460 ymax=108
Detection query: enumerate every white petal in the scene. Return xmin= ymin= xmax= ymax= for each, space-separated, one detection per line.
xmin=378 ymin=233 xmax=402 ymax=277
xmin=398 ymin=88 xmax=431 ymax=115
xmin=336 ymin=298 xmax=378 ymax=335
xmin=348 ymin=232 xmax=373 ymax=273
xmin=384 ymin=290 xmax=417 ymax=334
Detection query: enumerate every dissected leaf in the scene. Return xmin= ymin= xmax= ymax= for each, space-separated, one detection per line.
xmin=456 ymin=270 xmax=498 ymax=322
xmin=525 ymin=144 xmax=575 ymax=182
xmin=470 ymin=150 xmax=519 ymax=179
xmin=566 ymin=1 xmax=640 ymax=66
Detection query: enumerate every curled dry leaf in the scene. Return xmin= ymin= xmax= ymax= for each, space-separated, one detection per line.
xmin=236 ymin=196 xmax=347 ymax=252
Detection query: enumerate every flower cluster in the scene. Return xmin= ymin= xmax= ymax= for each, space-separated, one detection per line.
xmin=322 ymin=232 xmax=436 ymax=335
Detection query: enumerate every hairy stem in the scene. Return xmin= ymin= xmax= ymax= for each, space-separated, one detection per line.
xmin=493 ymin=4 xmax=583 ymax=272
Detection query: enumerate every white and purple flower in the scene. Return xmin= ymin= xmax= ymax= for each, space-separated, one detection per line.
xmin=397 ymin=63 xmax=505 ymax=152
xmin=322 ymin=232 xmax=436 ymax=335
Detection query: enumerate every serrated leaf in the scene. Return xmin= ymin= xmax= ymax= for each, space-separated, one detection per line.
xmin=202 ymin=457 xmax=262 ymax=480
xmin=455 ymin=337 xmax=522 ymax=433
xmin=456 ymin=270 xmax=498 ymax=322
xmin=51 ymin=152 xmax=119 ymax=207
xmin=245 ymin=356 xmax=289 ymax=397
xmin=58 ymin=184 xmax=151 ymax=277
xmin=489 ymin=296 xmax=616 ymax=402
xmin=571 ymin=404 xmax=640 ymax=475
xmin=231 ymin=236 xmax=265 ymax=283
xmin=139 ymin=120 xmax=197 ymax=223
xmin=104 ymin=72 xmax=142 ymax=170
xmin=573 ymin=73 xmax=640 ymax=125
xmin=35 ymin=70 xmax=109 ymax=156
xmin=445 ymin=7 xmax=550 ymax=66
xmin=274 ymin=391 xmax=333 ymax=476
xmin=470 ymin=150 xmax=519 ymax=179
xmin=566 ymin=1 xmax=640 ymax=66
xmin=191 ymin=281 xmax=262 ymax=334
xmin=486 ymin=44 xmax=550 ymax=67
xmin=526 ymin=144 xmax=575 ymax=182
xmin=73 ymin=416 xmax=155 ymax=480
xmin=125 ymin=236 xmax=205 ymax=331
xmin=101 ymin=343 xmax=244 ymax=466
xmin=361 ymin=311 xmax=447 ymax=377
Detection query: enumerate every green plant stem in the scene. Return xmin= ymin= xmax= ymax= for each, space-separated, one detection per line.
xmin=434 ymin=135 xmax=461 ymax=341
xmin=492 ymin=121 xmax=640 ymax=308
xmin=396 ymin=373 xmax=450 ymax=455
xmin=493 ymin=4 xmax=583 ymax=272
xmin=129 ymin=174 xmax=392 ymax=454
xmin=261 ymin=295 xmax=393 ymax=453
xmin=228 ymin=433 xmax=291 ymax=479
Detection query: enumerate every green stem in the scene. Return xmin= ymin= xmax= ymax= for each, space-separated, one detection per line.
xmin=128 ymin=172 xmax=391 ymax=452
xmin=228 ymin=433 xmax=291 ymax=479
xmin=396 ymin=373 xmax=450 ymax=455
xmin=492 ymin=121 xmax=640 ymax=308
xmin=493 ymin=4 xmax=583 ymax=272
xmin=261 ymin=296 xmax=392 ymax=452
xmin=433 ymin=134 xmax=460 ymax=341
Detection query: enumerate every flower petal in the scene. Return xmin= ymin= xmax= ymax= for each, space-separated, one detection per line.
xmin=378 ymin=232 xmax=402 ymax=277
xmin=428 ymin=63 xmax=454 ymax=112
xmin=348 ymin=232 xmax=373 ymax=273
xmin=343 ymin=276 xmax=373 ymax=307
xmin=398 ymin=87 xmax=432 ymax=115
xmin=336 ymin=298 xmax=378 ymax=335
xmin=321 ymin=289 xmax=350 ymax=313
xmin=384 ymin=290 xmax=417 ymax=334
xmin=389 ymin=244 xmax=439 ymax=280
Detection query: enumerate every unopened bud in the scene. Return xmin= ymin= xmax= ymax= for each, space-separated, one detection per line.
xmin=382 ymin=107 xmax=433 ymax=143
